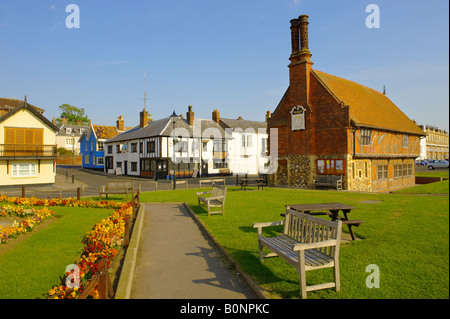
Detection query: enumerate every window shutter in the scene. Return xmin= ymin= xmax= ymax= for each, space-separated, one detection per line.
xmin=5 ymin=128 xmax=15 ymax=144
xmin=35 ymin=129 xmax=44 ymax=145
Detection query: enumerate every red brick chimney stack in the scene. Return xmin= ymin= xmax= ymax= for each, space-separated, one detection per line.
xmin=117 ymin=115 xmax=124 ymax=131
xmin=298 ymin=15 xmax=312 ymax=63
xmin=140 ymin=109 xmax=148 ymax=128
xmin=186 ymin=105 xmax=194 ymax=126
xmin=288 ymin=14 xmax=313 ymax=106
xmin=290 ymin=18 xmax=300 ymax=59
xmin=212 ymin=109 xmax=220 ymax=123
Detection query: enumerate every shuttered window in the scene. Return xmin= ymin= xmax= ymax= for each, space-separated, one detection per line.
xmin=4 ymin=128 xmax=44 ymax=145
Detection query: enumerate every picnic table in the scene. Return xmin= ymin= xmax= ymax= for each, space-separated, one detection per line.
xmin=285 ymin=203 xmax=364 ymax=240
xmin=239 ymin=178 xmax=266 ymax=191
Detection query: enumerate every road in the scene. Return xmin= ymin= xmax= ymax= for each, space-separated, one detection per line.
xmin=0 ymin=166 xmax=241 ymax=199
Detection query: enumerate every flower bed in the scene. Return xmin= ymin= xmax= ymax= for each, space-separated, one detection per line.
xmin=48 ymin=203 xmax=133 ymax=299
xmin=0 ymin=195 xmax=133 ymax=299
xmin=0 ymin=205 xmax=55 ymax=244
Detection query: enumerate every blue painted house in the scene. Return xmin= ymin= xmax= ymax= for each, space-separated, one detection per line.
xmin=79 ymin=116 xmax=129 ymax=169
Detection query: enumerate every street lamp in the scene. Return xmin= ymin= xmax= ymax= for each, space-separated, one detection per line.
xmin=71 ymin=132 xmax=75 ymax=183
xmin=170 ymin=111 xmax=178 ymax=187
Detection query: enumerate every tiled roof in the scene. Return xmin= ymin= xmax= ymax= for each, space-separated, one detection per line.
xmin=105 ymin=117 xmax=228 ymax=143
xmin=313 ymin=70 xmax=425 ymax=135
xmin=93 ymin=125 xmax=125 ymax=140
xmin=0 ymin=98 xmax=45 ymax=114
xmin=220 ymin=118 xmax=267 ymax=130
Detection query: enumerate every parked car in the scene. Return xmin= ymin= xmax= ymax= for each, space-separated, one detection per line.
xmin=427 ymin=160 xmax=449 ymax=170
xmin=419 ymin=160 xmax=429 ymax=166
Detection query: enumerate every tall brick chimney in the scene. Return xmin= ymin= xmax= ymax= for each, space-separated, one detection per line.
xmin=117 ymin=115 xmax=124 ymax=131
xmin=289 ymin=14 xmax=313 ymax=106
xmin=186 ymin=105 xmax=194 ymax=126
xmin=140 ymin=109 xmax=148 ymax=128
xmin=212 ymin=109 xmax=220 ymax=123
xmin=61 ymin=118 xmax=67 ymax=125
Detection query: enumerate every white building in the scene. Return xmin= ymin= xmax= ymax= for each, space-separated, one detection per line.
xmin=219 ymin=116 xmax=268 ymax=175
xmin=103 ymin=106 xmax=269 ymax=178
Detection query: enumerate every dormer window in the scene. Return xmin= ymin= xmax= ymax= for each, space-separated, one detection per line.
xmin=65 ymin=127 xmax=72 ymax=134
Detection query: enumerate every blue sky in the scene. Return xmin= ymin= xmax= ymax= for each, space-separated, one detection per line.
xmin=1 ymin=0 xmax=448 ymax=131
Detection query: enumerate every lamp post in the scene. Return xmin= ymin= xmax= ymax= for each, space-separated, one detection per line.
xmin=71 ymin=133 xmax=75 ymax=183
xmin=170 ymin=111 xmax=178 ymax=189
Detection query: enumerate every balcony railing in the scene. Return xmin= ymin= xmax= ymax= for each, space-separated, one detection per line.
xmin=0 ymin=144 xmax=57 ymax=158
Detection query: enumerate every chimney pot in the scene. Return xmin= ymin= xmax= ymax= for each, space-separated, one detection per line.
xmin=212 ymin=109 xmax=220 ymax=123
xmin=290 ymin=18 xmax=300 ymax=57
xmin=140 ymin=109 xmax=149 ymax=128
xmin=298 ymin=15 xmax=311 ymax=55
xmin=117 ymin=115 xmax=125 ymax=131
xmin=186 ymin=105 xmax=194 ymax=126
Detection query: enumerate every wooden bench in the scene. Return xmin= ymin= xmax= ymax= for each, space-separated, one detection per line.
xmin=198 ymin=178 xmax=225 ymax=187
xmin=196 ymin=184 xmax=227 ymax=216
xmin=239 ymin=178 xmax=267 ymax=191
xmin=313 ymin=175 xmax=343 ymax=190
xmin=253 ymin=209 xmax=342 ymax=299
xmin=99 ymin=181 xmax=134 ymax=201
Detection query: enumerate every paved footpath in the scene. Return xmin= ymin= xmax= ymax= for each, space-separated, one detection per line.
xmin=130 ymin=203 xmax=257 ymax=299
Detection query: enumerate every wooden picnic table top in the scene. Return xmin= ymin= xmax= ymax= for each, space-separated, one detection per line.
xmin=286 ymin=203 xmax=355 ymax=211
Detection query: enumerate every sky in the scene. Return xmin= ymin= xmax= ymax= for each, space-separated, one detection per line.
xmin=0 ymin=0 xmax=448 ymax=131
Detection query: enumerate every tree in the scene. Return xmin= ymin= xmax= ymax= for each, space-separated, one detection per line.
xmin=57 ymin=104 xmax=90 ymax=125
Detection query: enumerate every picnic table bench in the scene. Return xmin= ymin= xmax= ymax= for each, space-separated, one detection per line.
xmin=239 ymin=178 xmax=266 ymax=191
xmin=286 ymin=203 xmax=364 ymax=240
xmin=253 ymin=209 xmax=342 ymax=299
xmin=99 ymin=180 xmax=134 ymax=201
xmin=313 ymin=175 xmax=343 ymax=190
xmin=196 ymin=184 xmax=227 ymax=216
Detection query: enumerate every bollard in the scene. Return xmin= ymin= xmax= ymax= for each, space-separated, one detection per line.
xmin=22 ymin=186 xmax=26 ymax=198
xmin=77 ymin=187 xmax=81 ymax=201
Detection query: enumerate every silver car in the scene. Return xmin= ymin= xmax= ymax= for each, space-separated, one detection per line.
xmin=427 ymin=160 xmax=449 ymax=170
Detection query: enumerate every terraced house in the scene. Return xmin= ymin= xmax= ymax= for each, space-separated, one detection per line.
xmin=104 ymin=106 xmax=229 ymax=179
xmin=0 ymin=99 xmax=58 ymax=187
xmin=79 ymin=115 xmax=130 ymax=170
xmin=267 ymin=15 xmax=425 ymax=192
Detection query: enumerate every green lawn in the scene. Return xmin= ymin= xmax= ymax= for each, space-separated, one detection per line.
xmin=0 ymin=206 xmax=113 ymax=299
xmin=139 ymin=187 xmax=449 ymax=299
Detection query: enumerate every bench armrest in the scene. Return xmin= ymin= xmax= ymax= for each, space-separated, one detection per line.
xmin=293 ymin=239 xmax=337 ymax=251
xmin=253 ymin=220 xmax=284 ymax=233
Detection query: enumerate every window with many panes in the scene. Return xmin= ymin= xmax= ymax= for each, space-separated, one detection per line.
xmin=360 ymin=128 xmax=372 ymax=145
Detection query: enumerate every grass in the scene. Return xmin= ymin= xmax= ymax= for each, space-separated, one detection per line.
xmin=138 ymin=187 xmax=449 ymax=299
xmin=0 ymin=206 xmax=113 ymax=299
xmin=395 ymin=180 xmax=449 ymax=194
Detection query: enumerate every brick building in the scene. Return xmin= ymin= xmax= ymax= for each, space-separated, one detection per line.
xmin=267 ymin=15 xmax=425 ymax=192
